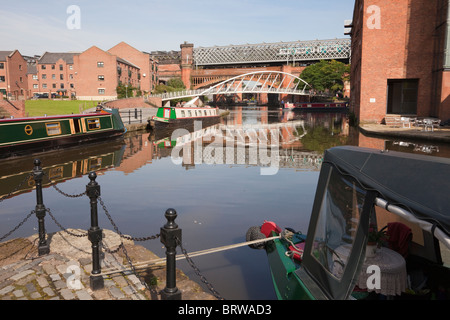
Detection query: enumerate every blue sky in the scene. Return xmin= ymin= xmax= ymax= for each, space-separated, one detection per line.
xmin=2 ymin=0 xmax=355 ymax=56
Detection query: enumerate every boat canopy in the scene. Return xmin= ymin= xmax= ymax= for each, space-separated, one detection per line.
xmin=322 ymin=146 xmax=450 ymax=238
xmin=296 ymin=146 xmax=450 ymax=300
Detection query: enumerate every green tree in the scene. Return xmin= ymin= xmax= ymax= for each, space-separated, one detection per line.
xmin=166 ymin=78 xmax=186 ymax=89
xmin=299 ymin=60 xmax=350 ymax=93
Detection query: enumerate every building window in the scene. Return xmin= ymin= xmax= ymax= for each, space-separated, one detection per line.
xmin=41 ymin=65 xmax=46 ymax=70
xmin=19 ymin=65 xmax=22 ymax=70
xmin=60 ymin=84 xmax=64 ymax=89
xmin=46 ymin=122 xmax=62 ymax=136
xmin=98 ymin=89 xmax=105 ymax=95
xmin=51 ymin=65 xmax=55 ymax=70
xmin=52 ymin=74 xmax=56 ymax=79
xmin=52 ymin=84 xmax=56 ymax=89
xmin=0 ymin=63 xmax=4 ymax=69
xmin=33 ymin=84 xmax=38 ymax=89
xmin=97 ymin=62 xmax=104 ymax=68
xmin=0 ymin=76 xmax=5 ymax=82
xmin=32 ymin=75 xmax=38 ymax=80
xmin=60 ymin=74 xmax=64 ymax=80
xmin=70 ymin=83 xmax=74 ymax=88
xmin=42 ymin=74 xmax=47 ymax=79
xmin=43 ymin=84 xmax=47 ymax=88
xmin=387 ymin=79 xmax=419 ymax=115
xmin=98 ymin=75 xmax=105 ymax=81
xmin=59 ymin=64 xmax=63 ymax=71
xmin=69 ymin=65 xmax=73 ymax=70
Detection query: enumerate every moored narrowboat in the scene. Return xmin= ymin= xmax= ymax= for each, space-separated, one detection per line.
xmin=0 ymin=107 xmax=126 ymax=159
xmin=151 ymin=106 xmax=220 ymax=131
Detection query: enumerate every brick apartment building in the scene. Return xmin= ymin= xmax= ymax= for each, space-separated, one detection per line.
xmin=108 ymin=41 xmax=158 ymax=93
xmin=0 ymin=50 xmax=28 ymax=99
xmin=6 ymin=42 xmax=159 ymax=101
xmin=348 ymin=0 xmax=450 ymax=124
xmin=32 ymin=52 xmax=78 ymax=98
xmin=73 ymin=46 xmax=140 ymax=100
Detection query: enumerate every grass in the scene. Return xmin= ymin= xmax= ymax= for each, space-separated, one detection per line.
xmin=25 ymin=100 xmax=101 ymax=117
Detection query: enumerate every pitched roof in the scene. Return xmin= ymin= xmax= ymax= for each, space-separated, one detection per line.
xmin=38 ymin=52 xmax=79 ymax=64
xmin=0 ymin=51 xmax=14 ymax=61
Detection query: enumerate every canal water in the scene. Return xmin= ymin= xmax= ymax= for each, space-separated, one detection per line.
xmin=1 ymin=106 xmax=449 ymax=300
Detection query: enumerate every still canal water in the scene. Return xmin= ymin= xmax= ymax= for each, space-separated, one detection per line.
xmin=1 ymin=106 xmax=449 ymax=300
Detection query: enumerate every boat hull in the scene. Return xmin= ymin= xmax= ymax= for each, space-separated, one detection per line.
xmin=266 ymin=237 xmax=315 ymax=300
xmin=0 ymin=128 xmax=125 ymax=159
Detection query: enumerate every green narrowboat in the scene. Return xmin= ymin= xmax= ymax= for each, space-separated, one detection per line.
xmin=249 ymin=146 xmax=450 ymax=300
xmin=0 ymin=107 xmax=126 ymax=159
xmin=151 ymin=106 xmax=220 ymax=131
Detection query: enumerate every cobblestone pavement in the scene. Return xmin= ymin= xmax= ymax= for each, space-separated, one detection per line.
xmin=0 ymin=229 xmax=215 ymax=300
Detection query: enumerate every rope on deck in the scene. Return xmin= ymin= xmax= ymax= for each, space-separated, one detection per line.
xmin=96 ymin=235 xmax=281 ymax=276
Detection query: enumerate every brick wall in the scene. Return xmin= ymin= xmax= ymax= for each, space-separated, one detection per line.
xmin=351 ymin=0 xmax=443 ymax=123
xmin=0 ymin=99 xmax=25 ymax=118
xmin=103 ymin=96 xmax=161 ymax=109
xmin=74 ymin=46 xmax=119 ymax=100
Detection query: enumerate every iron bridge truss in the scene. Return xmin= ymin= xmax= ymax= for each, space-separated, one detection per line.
xmin=155 ymin=71 xmax=311 ymax=102
xmin=193 ymin=38 xmax=351 ymax=66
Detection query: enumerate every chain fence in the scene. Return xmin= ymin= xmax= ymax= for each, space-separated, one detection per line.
xmin=0 ymin=164 xmax=224 ymax=300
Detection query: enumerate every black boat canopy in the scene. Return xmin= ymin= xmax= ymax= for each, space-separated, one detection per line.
xmin=323 ymin=146 xmax=450 ymax=240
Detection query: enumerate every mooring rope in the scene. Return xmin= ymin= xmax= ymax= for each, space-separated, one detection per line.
xmin=96 ymin=235 xmax=281 ymax=276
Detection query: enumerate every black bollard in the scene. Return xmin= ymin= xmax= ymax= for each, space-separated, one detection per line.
xmin=33 ymin=159 xmax=50 ymax=256
xmin=160 ymin=208 xmax=182 ymax=300
xmin=86 ymin=172 xmax=104 ymax=290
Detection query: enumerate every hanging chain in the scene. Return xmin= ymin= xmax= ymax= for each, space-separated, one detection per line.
xmin=0 ymin=210 xmax=35 ymax=243
xmin=0 ymin=172 xmax=33 ymax=204
xmin=97 ymin=195 xmax=160 ymax=242
xmin=45 ymin=208 xmax=88 ymax=237
xmin=42 ymin=172 xmax=86 ymax=198
xmin=176 ymin=237 xmax=225 ymax=300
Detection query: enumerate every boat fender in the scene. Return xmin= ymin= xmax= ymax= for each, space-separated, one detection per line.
xmin=261 ymin=220 xmax=282 ymax=237
xmin=245 ymin=226 xmax=266 ymax=250
xmin=288 ymin=242 xmax=305 ymax=261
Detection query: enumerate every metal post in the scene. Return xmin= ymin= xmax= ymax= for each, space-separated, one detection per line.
xmin=160 ymin=208 xmax=182 ymax=300
xmin=134 ymin=108 xmax=138 ymax=119
xmin=33 ymin=159 xmax=50 ymax=256
xmin=86 ymin=172 xmax=104 ymax=290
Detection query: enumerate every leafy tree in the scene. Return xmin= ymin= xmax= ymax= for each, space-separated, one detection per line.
xmin=299 ymin=60 xmax=350 ymax=93
xmin=166 ymin=78 xmax=186 ymax=89
xmin=116 ymin=83 xmax=136 ymax=99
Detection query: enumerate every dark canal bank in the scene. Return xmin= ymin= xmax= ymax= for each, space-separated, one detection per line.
xmin=1 ymin=106 xmax=450 ymax=300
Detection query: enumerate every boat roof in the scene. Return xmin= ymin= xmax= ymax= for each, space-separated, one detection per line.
xmin=324 ymin=146 xmax=450 ymax=237
xmin=0 ymin=111 xmax=112 ymax=123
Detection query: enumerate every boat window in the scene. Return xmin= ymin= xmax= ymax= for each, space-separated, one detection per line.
xmin=187 ymin=110 xmax=192 ymax=117
xmin=87 ymin=118 xmax=101 ymax=130
xmin=311 ymin=167 xmax=366 ymax=280
xmin=181 ymin=110 xmax=185 ymax=117
xmin=46 ymin=122 xmax=62 ymax=136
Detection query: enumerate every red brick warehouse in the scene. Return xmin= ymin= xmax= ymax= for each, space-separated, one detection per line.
xmin=348 ymin=0 xmax=450 ymax=124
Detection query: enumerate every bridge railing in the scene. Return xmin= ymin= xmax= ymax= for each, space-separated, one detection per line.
xmin=151 ymin=88 xmax=313 ymax=101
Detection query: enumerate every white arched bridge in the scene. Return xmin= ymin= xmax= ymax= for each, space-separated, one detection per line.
xmin=151 ymin=71 xmax=312 ymax=102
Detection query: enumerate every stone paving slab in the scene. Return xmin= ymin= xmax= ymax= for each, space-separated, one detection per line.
xmin=0 ymin=229 xmax=216 ymax=300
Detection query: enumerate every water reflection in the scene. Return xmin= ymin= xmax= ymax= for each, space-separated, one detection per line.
xmin=1 ymin=106 xmax=449 ymax=300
